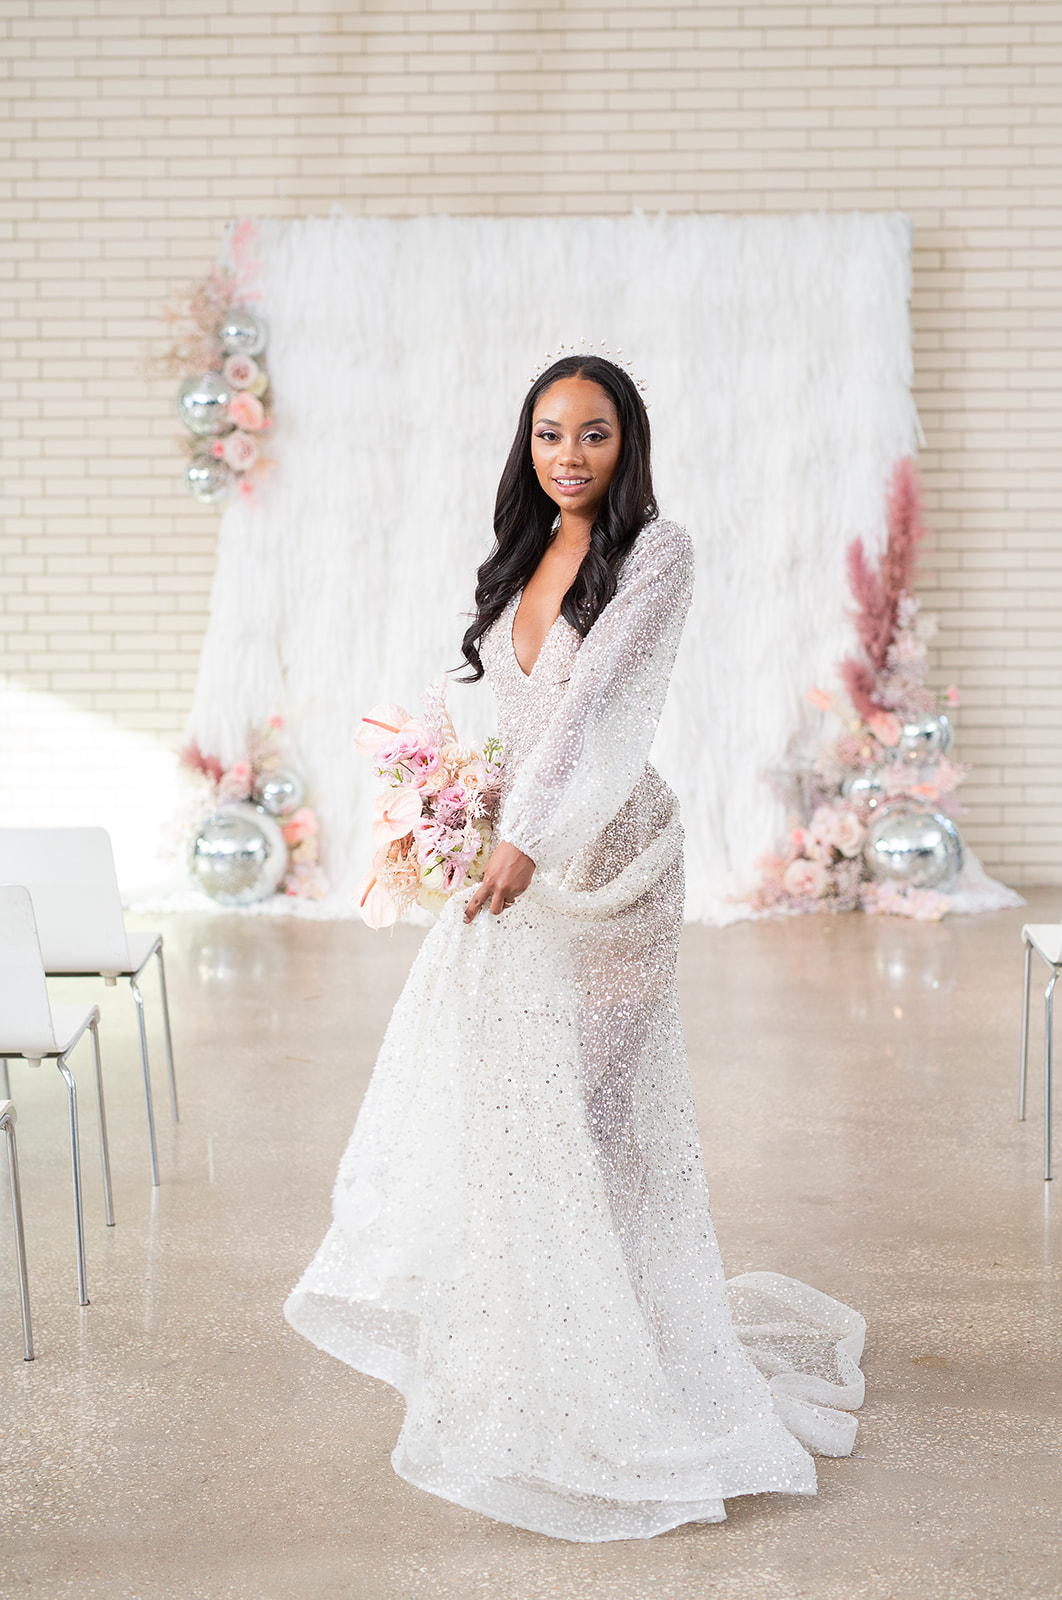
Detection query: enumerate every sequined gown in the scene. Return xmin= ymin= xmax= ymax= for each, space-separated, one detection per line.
xmin=284 ymin=518 xmax=865 ymax=1542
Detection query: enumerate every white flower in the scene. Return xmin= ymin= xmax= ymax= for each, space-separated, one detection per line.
xmin=833 ymin=810 xmax=865 ymax=858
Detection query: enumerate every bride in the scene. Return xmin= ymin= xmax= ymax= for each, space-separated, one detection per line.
xmin=284 ymin=354 xmax=866 ymax=1543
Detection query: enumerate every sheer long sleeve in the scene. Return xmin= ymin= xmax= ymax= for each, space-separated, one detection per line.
xmin=498 ymin=519 xmax=694 ymax=875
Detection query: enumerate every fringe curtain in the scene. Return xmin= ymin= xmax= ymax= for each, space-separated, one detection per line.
xmin=188 ymin=212 xmax=919 ymax=922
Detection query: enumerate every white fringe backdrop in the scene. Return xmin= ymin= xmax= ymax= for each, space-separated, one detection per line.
xmin=188 ymin=212 xmax=921 ymax=923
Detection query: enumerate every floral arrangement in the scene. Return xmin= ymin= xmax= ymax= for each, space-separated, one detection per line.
xmin=179 ymin=717 xmax=328 ymax=900
xmin=355 ymin=684 xmax=504 ymax=927
xmin=752 ymin=460 xmax=965 ymax=922
xmin=160 ymin=222 xmax=272 ymax=504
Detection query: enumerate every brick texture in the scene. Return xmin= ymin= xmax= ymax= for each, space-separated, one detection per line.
xmin=1 ymin=0 xmax=1060 ymax=882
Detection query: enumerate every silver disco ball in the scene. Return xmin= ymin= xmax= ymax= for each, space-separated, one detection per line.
xmin=863 ymin=803 xmax=964 ymax=891
xmin=190 ymin=803 xmax=288 ymax=905
xmin=185 ymin=453 xmax=232 ymax=504
xmin=253 ymin=768 xmax=305 ymax=817
xmin=177 ymin=371 xmax=233 ymax=436
xmin=897 ymin=713 xmax=952 ymax=766
xmin=219 ymin=310 xmax=267 ymax=357
xmin=841 ymin=767 xmax=885 ymax=809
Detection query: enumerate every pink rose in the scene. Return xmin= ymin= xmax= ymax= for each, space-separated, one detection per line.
xmin=282 ymin=806 xmax=320 ymax=846
xmin=434 ymin=784 xmax=467 ymax=815
xmin=228 ymin=391 xmax=266 ymax=432
xmin=782 ymin=858 xmax=829 ymax=899
xmin=223 ymin=354 xmax=260 ymax=391
xmin=808 ymin=805 xmax=839 ymax=847
xmin=377 ymin=730 xmax=425 ymax=765
xmin=221 ymin=430 xmax=259 ymax=472
xmin=833 ymin=809 xmax=865 ymax=858
xmin=371 ymin=787 xmax=422 ymax=847
xmin=944 ymin=685 xmax=960 ymax=706
xmin=867 ymin=711 xmax=901 ymax=747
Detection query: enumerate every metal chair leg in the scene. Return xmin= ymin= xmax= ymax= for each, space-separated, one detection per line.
xmin=56 ymin=1057 xmax=89 ymax=1306
xmin=1 ymin=1106 xmax=33 ymax=1360
xmin=154 ymin=943 xmax=179 ymax=1125
xmin=89 ymin=1019 xmax=115 ymax=1228
xmin=130 ymin=976 xmax=160 ymax=1188
xmin=0 ymin=1059 xmax=9 ymax=1101
xmin=1019 ymin=938 xmax=1032 ymax=1120
xmin=1046 ymin=972 xmax=1056 ymax=1184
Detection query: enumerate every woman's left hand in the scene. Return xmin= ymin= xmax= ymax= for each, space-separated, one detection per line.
xmin=464 ymin=840 xmax=535 ymax=922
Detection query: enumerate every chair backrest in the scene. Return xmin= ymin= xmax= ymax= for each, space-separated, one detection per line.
xmin=0 ymin=886 xmax=57 ymax=1056
xmin=0 ymin=828 xmax=130 ymax=975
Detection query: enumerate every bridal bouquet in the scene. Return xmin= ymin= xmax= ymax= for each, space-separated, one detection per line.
xmin=355 ymin=683 xmax=504 ymax=927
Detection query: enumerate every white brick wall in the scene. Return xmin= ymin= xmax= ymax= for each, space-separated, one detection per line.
xmin=1 ymin=0 xmax=1059 ymax=883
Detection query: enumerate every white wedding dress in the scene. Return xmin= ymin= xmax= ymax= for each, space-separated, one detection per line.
xmin=284 ymin=518 xmax=866 ymax=1542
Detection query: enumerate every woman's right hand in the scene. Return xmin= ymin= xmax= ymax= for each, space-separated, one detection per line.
xmin=464 ymin=840 xmax=535 ymax=922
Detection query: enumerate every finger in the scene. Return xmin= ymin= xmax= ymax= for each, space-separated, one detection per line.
xmin=464 ymin=888 xmax=485 ymax=923
xmin=489 ymin=883 xmax=509 ymax=916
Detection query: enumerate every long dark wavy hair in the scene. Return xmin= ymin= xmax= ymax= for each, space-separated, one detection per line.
xmin=458 ymin=355 xmax=657 ymax=682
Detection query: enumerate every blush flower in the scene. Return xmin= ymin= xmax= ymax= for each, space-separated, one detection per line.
xmin=282 ymin=806 xmax=320 ymax=846
xmin=833 ymin=809 xmax=865 ymax=858
xmin=223 ymin=353 xmax=260 ymax=390
xmin=867 ymin=711 xmax=901 ymax=747
xmin=782 ymin=858 xmax=829 ymax=899
xmin=228 ymin=391 xmax=266 ymax=432
xmin=221 ymin=430 xmax=259 ymax=472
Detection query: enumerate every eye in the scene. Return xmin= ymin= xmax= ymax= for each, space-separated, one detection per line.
xmin=534 ymin=429 xmax=559 ymax=442
xmin=583 ymin=430 xmax=608 ymax=443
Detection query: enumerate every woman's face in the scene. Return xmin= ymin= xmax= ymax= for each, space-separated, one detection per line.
xmin=530 ymin=376 xmax=622 ymax=520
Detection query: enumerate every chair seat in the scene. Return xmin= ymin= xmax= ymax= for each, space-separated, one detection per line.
xmin=1024 ymin=924 xmax=1062 ymax=967
xmin=1 ymin=1002 xmax=97 ymax=1060
xmin=124 ymin=931 xmax=161 ymax=974
xmin=46 ymin=929 xmax=160 ymax=979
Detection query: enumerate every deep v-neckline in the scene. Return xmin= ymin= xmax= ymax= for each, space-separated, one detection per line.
xmin=510 ymin=592 xmax=561 ymax=680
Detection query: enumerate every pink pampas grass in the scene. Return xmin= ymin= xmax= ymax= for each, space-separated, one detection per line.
xmin=846 ymin=459 xmax=926 ymax=671
xmin=882 ymin=457 xmax=925 ymax=609
xmin=840 ymin=658 xmax=879 ymax=722
xmin=179 ymin=739 xmax=224 ymax=783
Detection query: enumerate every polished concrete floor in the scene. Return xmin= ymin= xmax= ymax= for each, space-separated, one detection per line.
xmin=1 ymin=892 xmax=1060 ymax=1599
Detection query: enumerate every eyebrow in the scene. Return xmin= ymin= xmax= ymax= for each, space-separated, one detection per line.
xmin=534 ymin=417 xmax=613 ymax=427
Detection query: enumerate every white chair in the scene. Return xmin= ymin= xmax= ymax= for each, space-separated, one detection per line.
xmin=1 ymin=1100 xmax=33 ymax=1360
xmin=0 ymin=885 xmax=114 ymax=1306
xmin=1018 ymin=921 xmax=1059 ymax=1182
xmin=0 ymin=828 xmax=179 ymax=1188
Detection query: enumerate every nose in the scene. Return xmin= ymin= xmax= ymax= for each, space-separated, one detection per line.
xmin=558 ymin=438 xmax=585 ymax=467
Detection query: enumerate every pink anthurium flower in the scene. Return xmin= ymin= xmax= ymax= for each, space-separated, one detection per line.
xmin=356 ymin=856 xmax=399 ymax=929
xmin=355 ymin=703 xmax=412 ymax=756
xmin=371 ymin=785 xmax=422 ymax=847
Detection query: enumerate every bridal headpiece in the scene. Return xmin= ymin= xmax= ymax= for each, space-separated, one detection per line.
xmin=529 ymin=339 xmax=648 ymax=401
